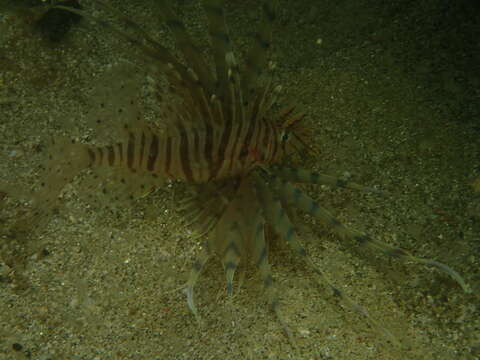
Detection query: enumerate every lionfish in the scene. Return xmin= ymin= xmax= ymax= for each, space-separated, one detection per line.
xmin=4 ymin=0 xmax=470 ymax=346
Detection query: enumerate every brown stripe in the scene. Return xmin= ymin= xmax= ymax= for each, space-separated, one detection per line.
xmin=192 ymin=127 xmax=200 ymax=164
xmin=269 ymin=124 xmax=278 ymax=161
xmin=127 ymin=132 xmax=135 ymax=169
xmin=97 ymin=147 xmax=103 ymax=165
xmin=107 ymin=145 xmax=115 ymax=166
xmin=195 ymin=126 xmax=207 ymax=181
xmin=228 ymin=118 xmax=244 ymax=173
xmin=139 ymin=131 xmax=146 ymax=169
xmin=261 ymin=121 xmax=276 ymax=161
xmin=254 ymin=120 xmax=266 ymax=162
xmin=213 ymin=117 xmax=233 ymax=178
xmin=147 ymin=133 xmax=159 ymax=172
xmin=204 ymin=123 xmax=214 ymax=177
xmin=177 ymin=122 xmax=194 ymax=182
xmin=260 ymin=121 xmax=270 ymax=162
xmin=87 ymin=148 xmax=95 ymax=166
xmin=240 ymin=118 xmax=257 ymax=165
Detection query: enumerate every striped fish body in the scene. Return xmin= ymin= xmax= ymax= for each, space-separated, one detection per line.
xmin=86 ymin=114 xmax=284 ymax=184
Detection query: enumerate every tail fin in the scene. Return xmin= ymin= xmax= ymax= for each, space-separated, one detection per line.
xmin=7 ymin=138 xmax=91 ymax=240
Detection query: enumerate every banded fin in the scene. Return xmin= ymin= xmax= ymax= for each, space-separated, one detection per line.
xmin=241 ymin=1 xmax=275 ymax=104
xmin=270 ymin=172 xmax=471 ymax=294
xmin=254 ymin=172 xmax=400 ymax=347
xmin=158 ymin=0 xmax=214 ymax=94
xmin=186 ymin=244 xmax=211 ymax=323
xmin=250 ymin=202 xmax=295 ymax=345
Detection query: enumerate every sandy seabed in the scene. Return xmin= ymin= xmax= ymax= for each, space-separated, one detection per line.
xmin=0 ymin=1 xmax=478 ymax=359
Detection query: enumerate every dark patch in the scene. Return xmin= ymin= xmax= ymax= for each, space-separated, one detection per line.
xmin=309 ymin=201 xmax=320 ymax=214
xmin=285 ymin=226 xmax=295 ymax=241
xmin=224 ymin=261 xmax=237 ymax=271
xmin=329 ymin=217 xmax=341 ymax=227
xmin=224 ymin=241 xmax=240 ymax=257
xmin=166 ymin=19 xmax=185 ymax=31
xmin=292 ymin=186 xmax=302 ymax=203
xmin=354 ymin=234 xmax=369 ymax=245
xmin=336 ymin=179 xmax=348 ymax=188
xmin=255 ymin=32 xmax=271 ymax=50
xmin=387 ymin=248 xmax=408 ymax=258
xmin=35 ymin=0 xmax=82 ymax=42
xmin=298 ymin=247 xmax=307 ymax=257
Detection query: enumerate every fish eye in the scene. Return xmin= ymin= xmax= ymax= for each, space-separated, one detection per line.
xmin=280 ymin=130 xmax=290 ymax=143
